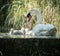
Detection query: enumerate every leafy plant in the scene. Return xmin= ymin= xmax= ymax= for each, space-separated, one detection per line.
xmin=4 ymin=0 xmax=60 ymax=36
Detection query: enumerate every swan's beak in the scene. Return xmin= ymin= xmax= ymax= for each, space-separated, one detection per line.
xmin=27 ymin=16 xmax=32 ymax=22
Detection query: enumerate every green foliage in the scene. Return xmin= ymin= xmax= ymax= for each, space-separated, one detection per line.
xmin=4 ymin=0 xmax=60 ymax=36
xmin=5 ymin=0 xmax=25 ymax=29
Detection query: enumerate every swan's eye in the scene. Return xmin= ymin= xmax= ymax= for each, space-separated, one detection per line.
xmin=27 ymin=12 xmax=31 ymax=18
xmin=27 ymin=12 xmax=32 ymax=21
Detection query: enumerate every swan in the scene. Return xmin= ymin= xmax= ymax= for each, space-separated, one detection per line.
xmin=26 ymin=9 xmax=57 ymax=36
xmin=9 ymin=27 xmax=30 ymax=35
xmin=9 ymin=28 xmax=24 ymax=35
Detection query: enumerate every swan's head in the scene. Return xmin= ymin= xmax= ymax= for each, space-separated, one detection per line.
xmin=27 ymin=12 xmax=32 ymax=22
xmin=10 ymin=28 xmax=14 ymax=33
xmin=26 ymin=9 xmax=36 ymax=22
xmin=10 ymin=28 xmax=14 ymax=31
xmin=26 ymin=9 xmax=43 ymax=24
xmin=9 ymin=28 xmax=14 ymax=35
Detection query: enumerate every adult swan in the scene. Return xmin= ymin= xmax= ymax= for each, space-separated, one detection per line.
xmin=26 ymin=9 xmax=57 ymax=36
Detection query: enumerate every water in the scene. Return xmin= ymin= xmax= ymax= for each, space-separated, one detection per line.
xmin=0 ymin=33 xmax=59 ymax=38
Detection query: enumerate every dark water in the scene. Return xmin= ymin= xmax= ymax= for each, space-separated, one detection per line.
xmin=0 ymin=38 xmax=60 ymax=56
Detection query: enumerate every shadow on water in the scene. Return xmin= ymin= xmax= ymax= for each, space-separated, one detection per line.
xmin=0 ymin=51 xmax=3 ymax=56
xmin=0 ymin=37 xmax=60 ymax=56
xmin=0 ymin=33 xmax=59 ymax=56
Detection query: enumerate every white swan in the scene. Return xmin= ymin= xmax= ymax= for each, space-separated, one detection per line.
xmin=9 ymin=28 xmax=24 ymax=35
xmin=27 ymin=9 xmax=57 ymax=36
xmin=9 ymin=27 xmax=30 ymax=35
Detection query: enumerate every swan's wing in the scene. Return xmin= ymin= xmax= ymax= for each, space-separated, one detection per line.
xmin=46 ymin=28 xmax=57 ymax=36
xmin=32 ymin=24 xmax=44 ymax=35
xmin=32 ymin=24 xmax=56 ymax=36
xmin=13 ymin=31 xmax=23 ymax=35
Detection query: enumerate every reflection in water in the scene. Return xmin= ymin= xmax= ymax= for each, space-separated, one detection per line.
xmin=0 ymin=50 xmax=3 ymax=56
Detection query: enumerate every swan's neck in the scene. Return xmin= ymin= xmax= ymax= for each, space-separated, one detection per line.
xmin=30 ymin=9 xmax=43 ymax=24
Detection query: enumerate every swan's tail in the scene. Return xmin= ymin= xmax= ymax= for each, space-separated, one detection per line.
xmin=46 ymin=28 xmax=57 ymax=36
